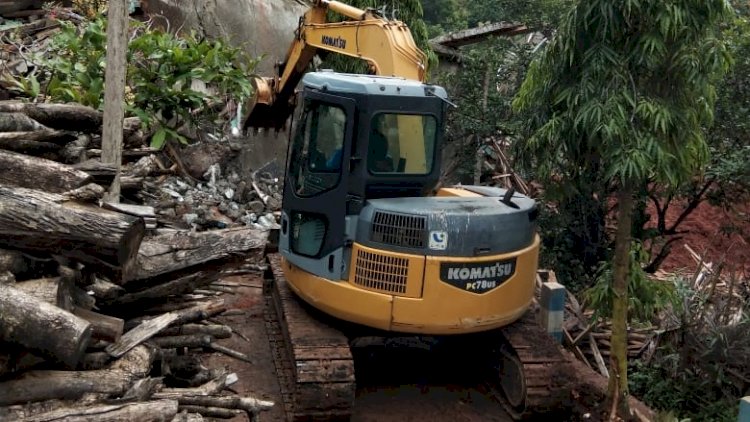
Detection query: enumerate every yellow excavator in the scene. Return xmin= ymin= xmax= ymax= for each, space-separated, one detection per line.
xmin=244 ymin=1 xmax=569 ymax=420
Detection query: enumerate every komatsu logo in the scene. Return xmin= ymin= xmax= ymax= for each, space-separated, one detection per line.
xmin=322 ymin=35 xmax=347 ymax=49
xmin=446 ymin=262 xmax=513 ymax=281
xmin=439 ymin=258 xmax=517 ymax=294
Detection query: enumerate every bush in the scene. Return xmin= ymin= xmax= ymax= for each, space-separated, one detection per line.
xmin=15 ymin=16 xmax=260 ymax=148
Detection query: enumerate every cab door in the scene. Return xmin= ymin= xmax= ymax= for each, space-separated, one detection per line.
xmin=279 ymin=91 xmax=355 ymax=279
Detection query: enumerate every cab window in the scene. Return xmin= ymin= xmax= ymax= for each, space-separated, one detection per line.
xmin=368 ymin=113 xmax=437 ymax=175
xmin=288 ymin=102 xmax=346 ymax=196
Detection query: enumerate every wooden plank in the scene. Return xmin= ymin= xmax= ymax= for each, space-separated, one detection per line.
xmin=105 ymin=312 xmax=178 ymax=358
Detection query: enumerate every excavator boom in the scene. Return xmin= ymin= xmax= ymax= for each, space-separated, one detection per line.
xmin=243 ymin=0 xmax=426 ymax=130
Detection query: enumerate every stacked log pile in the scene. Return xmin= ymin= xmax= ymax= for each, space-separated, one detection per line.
xmin=0 ymin=100 xmax=277 ymax=419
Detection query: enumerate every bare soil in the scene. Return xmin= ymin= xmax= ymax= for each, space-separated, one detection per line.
xmin=648 ymin=199 xmax=750 ymax=277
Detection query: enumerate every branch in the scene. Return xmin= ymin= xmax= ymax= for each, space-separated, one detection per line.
xmin=665 ymin=180 xmax=714 ymax=234
xmin=644 ymin=236 xmax=683 ymax=273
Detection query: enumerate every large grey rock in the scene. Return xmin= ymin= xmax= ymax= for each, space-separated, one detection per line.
xmin=142 ymin=0 xmax=306 ymax=177
xmin=142 ymin=0 xmax=307 ymax=74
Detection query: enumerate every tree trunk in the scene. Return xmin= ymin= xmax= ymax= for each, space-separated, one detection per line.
xmin=0 ymin=369 xmax=131 ymax=406
xmin=0 ymin=186 xmax=145 ymax=280
xmin=0 ymin=101 xmax=102 ymax=132
xmin=0 ymin=285 xmax=91 ymax=368
xmin=17 ymin=400 xmax=179 ymax=422
xmin=13 ymin=277 xmax=73 ymax=311
xmin=129 ymin=227 xmax=268 ymax=282
xmin=608 ymin=185 xmax=634 ymax=418
xmin=0 ymin=150 xmax=92 ymax=193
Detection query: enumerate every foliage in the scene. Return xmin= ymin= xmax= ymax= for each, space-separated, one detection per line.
xmin=24 ymin=17 xmax=258 ymax=148
xmin=45 ymin=17 xmax=108 ymax=108
xmin=436 ymin=37 xmax=538 ymax=180
xmin=71 ymin=0 xmax=106 ymax=19
xmin=127 ymin=23 xmax=256 ymax=146
xmin=583 ymin=241 xmax=675 ymax=322
xmin=320 ymin=0 xmax=436 ymax=75
xmin=629 ymin=269 xmax=749 ymax=421
xmin=512 ymin=0 xmax=733 ymax=411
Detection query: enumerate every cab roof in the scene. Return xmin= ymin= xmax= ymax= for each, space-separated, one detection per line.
xmin=302 ymin=71 xmax=449 ymax=100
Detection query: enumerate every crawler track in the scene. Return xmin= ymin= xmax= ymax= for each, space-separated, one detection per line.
xmin=489 ymin=308 xmax=569 ymax=420
xmin=264 ymin=254 xmax=356 ymax=421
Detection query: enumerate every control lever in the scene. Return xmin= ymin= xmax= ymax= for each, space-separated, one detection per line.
xmin=500 ymin=186 xmax=519 ymax=209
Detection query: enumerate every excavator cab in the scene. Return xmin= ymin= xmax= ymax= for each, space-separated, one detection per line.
xmin=279 ymin=71 xmax=448 ymax=283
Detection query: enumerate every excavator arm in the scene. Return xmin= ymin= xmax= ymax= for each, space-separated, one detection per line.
xmin=243 ymin=0 xmax=427 ymax=130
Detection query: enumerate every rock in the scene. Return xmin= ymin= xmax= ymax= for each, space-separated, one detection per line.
xmin=247 ymin=200 xmax=265 ymax=214
xmin=257 ymin=213 xmax=280 ymax=229
xmin=206 ymin=206 xmax=233 ymax=228
xmin=181 ymin=142 xmax=234 ymax=180
xmin=0 ymin=271 xmax=15 ymax=284
xmin=183 ymin=213 xmax=199 ymax=225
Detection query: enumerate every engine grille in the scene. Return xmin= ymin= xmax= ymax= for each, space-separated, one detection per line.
xmin=354 ymin=249 xmax=408 ymax=294
xmin=371 ymin=211 xmax=427 ymax=248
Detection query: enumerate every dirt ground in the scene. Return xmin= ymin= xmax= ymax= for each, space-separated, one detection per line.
xmin=201 ymin=273 xmax=514 ymax=422
xmin=648 ymin=199 xmax=750 ymax=277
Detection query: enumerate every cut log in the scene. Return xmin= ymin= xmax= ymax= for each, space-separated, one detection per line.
xmin=0 ymin=186 xmax=145 ymax=280
xmin=0 ymin=137 xmax=62 ymax=155
xmin=167 ymin=396 xmax=274 ymax=414
xmin=60 ymin=183 xmax=106 ymax=203
xmin=13 ymin=277 xmax=73 ymax=311
xmin=154 ymin=373 xmax=235 ymax=398
xmin=0 ymin=149 xmax=92 ymax=192
xmin=61 ymin=134 xmax=91 ymax=164
xmin=73 ymin=158 xmax=116 ymax=184
xmin=108 ymin=344 xmax=156 ymax=379
xmin=178 ymin=405 xmax=242 ymax=419
xmin=0 ymin=369 xmax=131 ymax=406
xmin=0 ymin=399 xmax=69 ymax=421
xmin=209 ymin=344 xmax=253 ymax=364
xmin=125 ymin=300 xmax=227 ymax=329
xmin=121 ymin=377 xmax=163 ymax=401
xmin=0 ymin=1 xmax=38 ymax=15
xmin=110 ymin=270 xmax=227 ymax=307
xmin=0 ymin=101 xmax=102 ymax=132
xmin=130 ymin=227 xmax=268 ymax=282
xmin=20 ymin=399 xmax=179 ymax=422
xmin=0 ymin=130 xmax=75 ymax=144
xmin=0 ymin=248 xmax=27 ymax=276
xmin=150 ymin=334 xmax=212 ymax=349
xmin=85 ymin=275 xmax=125 ymax=300
xmin=0 ymin=285 xmax=91 ymax=368
xmin=171 ymin=411 xmax=204 ymax=422
xmin=78 ymin=352 xmax=111 ymax=370
xmin=159 ymin=324 xmax=232 ymax=339
xmin=70 ymin=285 xmax=96 ymax=310
xmin=0 ymin=112 xmax=49 ymax=132
xmin=73 ymin=308 xmax=124 ymax=342
xmin=105 ymin=312 xmax=179 ymax=358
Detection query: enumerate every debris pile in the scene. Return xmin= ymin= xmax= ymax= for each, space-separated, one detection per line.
xmin=0 ymin=100 xmax=277 ymax=419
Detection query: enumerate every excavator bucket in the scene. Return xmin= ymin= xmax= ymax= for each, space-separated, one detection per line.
xmin=243 ymin=77 xmax=294 ymax=132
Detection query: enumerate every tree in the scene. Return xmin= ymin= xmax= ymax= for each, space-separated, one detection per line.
xmin=513 ymin=0 xmax=732 ymax=417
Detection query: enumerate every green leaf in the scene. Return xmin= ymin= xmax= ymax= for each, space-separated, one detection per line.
xmin=150 ymin=127 xmax=167 ymax=149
